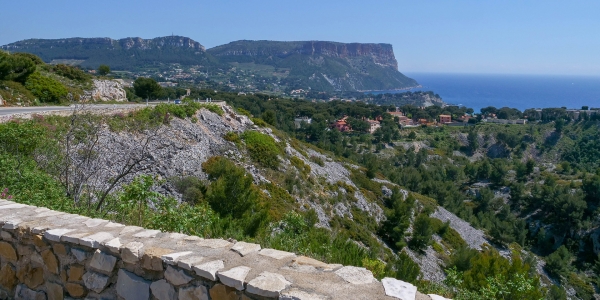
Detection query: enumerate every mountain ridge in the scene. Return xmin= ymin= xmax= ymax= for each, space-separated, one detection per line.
xmin=1 ymin=35 xmax=418 ymax=92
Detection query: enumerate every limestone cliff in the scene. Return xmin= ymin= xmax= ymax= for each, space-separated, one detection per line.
xmin=209 ymin=40 xmax=417 ymax=91
xmin=1 ymin=36 xmax=209 ymax=70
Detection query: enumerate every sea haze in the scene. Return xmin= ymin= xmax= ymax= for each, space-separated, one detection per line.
xmin=398 ymin=73 xmax=600 ymax=113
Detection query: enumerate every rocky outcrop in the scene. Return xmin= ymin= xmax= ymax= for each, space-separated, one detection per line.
xmin=0 ymin=199 xmax=447 ymax=300
xmin=82 ymin=79 xmax=127 ymax=102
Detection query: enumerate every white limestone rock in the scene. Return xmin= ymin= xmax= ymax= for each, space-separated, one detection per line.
xmin=122 ymin=241 xmax=144 ymax=264
xmin=83 ymin=79 xmax=127 ymax=102
xmin=104 ymin=237 xmax=122 ymax=254
xmin=192 ymin=260 xmax=224 ymax=281
xmin=231 ymin=241 xmax=261 ymax=256
xmin=84 ymin=218 xmax=108 ymax=228
xmin=279 ymin=288 xmax=328 ymax=300
xmin=382 ymin=277 xmax=417 ymax=300
xmin=178 ymin=256 xmax=205 ymax=271
xmin=43 ymin=228 xmax=74 ymax=242
xmin=246 ymin=271 xmax=291 ymax=298
xmin=61 ymin=231 xmax=91 ymax=244
xmin=429 ymin=294 xmax=452 ymax=300
xmin=161 ymin=251 xmax=192 ymax=265
xmin=133 ymin=229 xmax=161 ymax=238
xmin=196 ymin=239 xmax=232 ymax=249
xmin=79 ymin=232 xmax=114 ymax=248
xmin=259 ymin=248 xmax=296 ymax=260
xmin=218 ymin=266 xmax=251 ymax=291
xmin=119 ymin=226 xmax=144 ymax=236
xmin=334 ymin=266 xmax=376 ymax=285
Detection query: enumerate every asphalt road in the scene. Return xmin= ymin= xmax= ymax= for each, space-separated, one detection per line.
xmin=0 ymin=104 xmax=151 ymax=116
xmin=0 ymin=106 xmax=75 ymax=116
xmin=0 ymin=101 xmax=225 ymax=116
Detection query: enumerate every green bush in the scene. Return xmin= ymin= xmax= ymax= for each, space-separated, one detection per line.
xmin=198 ymin=103 xmax=224 ymax=116
xmin=24 ymin=72 xmax=68 ymax=103
xmin=545 ymin=245 xmax=572 ymax=279
xmin=309 ymin=155 xmax=325 ymax=166
xmin=171 ymin=176 xmax=205 ymax=204
xmin=290 ymin=156 xmax=311 ymax=176
xmin=224 ymin=131 xmax=240 ymax=143
xmin=362 ymin=257 xmax=386 ymax=279
xmin=242 ymin=131 xmax=282 ymax=169
xmin=52 ymin=64 xmax=91 ymax=82
xmin=0 ymin=121 xmax=45 ymax=156
xmin=0 ymin=51 xmax=36 ymax=83
xmin=567 ymin=273 xmax=594 ymax=300
xmin=393 ymin=251 xmax=421 ymax=283
xmin=251 ymin=117 xmax=268 ymax=127
xmin=201 ymin=156 xmax=259 ymax=218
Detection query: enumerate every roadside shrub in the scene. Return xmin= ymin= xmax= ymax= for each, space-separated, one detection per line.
xmin=24 ymin=72 xmax=68 ymax=103
xmin=242 ymin=131 xmax=282 ymax=169
xmin=198 ymin=103 xmax=224 ymax=116
xmin=52 ymin=64 xmax=92 ymax=82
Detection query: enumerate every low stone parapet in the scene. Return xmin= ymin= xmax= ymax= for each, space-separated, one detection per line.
xmin=0 ymin=199 xmax=449 ymax=299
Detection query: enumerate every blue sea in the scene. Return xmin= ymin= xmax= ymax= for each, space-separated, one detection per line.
xmin=385 ymin=73 xmax=600 ymax=113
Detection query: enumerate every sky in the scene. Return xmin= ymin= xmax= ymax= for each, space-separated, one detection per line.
xmin=2 ymin=0 xmax=600 ymax=76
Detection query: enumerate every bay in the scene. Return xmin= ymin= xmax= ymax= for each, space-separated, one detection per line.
xmin=383 ymin=73 xmax=600 ymax=113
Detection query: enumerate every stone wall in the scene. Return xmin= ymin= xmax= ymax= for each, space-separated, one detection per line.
xmin=0 ymin=199 xmax=449 ymax=300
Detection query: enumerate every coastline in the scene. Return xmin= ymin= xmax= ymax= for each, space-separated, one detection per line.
xmin=359 ymin=85 xmax=423 ymax=93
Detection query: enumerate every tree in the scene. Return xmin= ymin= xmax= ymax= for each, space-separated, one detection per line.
xmin=202 ymin=156 xmax=258 ymax=218
xmin=467 ymin=129 xmax=478 ymax=153
xmin=545 ymin=245 xmax=572 ymax=279
xmin=98 ymin=64 xmax=110 ymax=76
xmin=133 ymin=77 xmax=162 ymax=100
xmin=261 ymin=110 xmax=276 ymax=126
xmin=347 ymin=117 xmax=369 ymax=133
xmin=525 ymin=159 xmax=535 ymax=175
xmin=0 ymin=51 xmax=36 ymax=83
xmin=409 ymin=213 xmax=434 ymax=252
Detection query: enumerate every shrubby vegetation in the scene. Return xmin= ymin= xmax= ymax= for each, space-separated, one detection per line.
xmin=2 ymin=85 xmax=600 ymax=298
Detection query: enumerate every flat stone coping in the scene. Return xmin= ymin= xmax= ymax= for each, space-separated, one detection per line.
xmin=0 ymin=199 xmax=447 ymax=299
